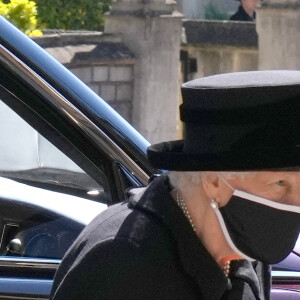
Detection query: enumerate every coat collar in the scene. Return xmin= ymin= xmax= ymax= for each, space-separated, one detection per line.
xmin=238 ymin=5 xmax=255 ymax=21
xmin=129 ymin=175 xmax=229 ymax=300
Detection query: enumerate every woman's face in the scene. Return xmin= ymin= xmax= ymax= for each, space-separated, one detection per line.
xmin=226 ymin=172 xmax=300 ymax=206
xmin=241 ymin=0 xmax=260 ymax=11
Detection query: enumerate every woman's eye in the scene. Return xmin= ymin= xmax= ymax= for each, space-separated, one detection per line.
xmin=276 ymin=180 xmax=285 ymax=186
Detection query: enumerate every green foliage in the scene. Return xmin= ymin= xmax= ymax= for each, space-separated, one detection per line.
xmin=205 ymin=2 xmax=228 ymax=20
xmin=36 ymin=0 xmax=112 ymax=30
xmin=0 ymin=0 xmax=42 ymax=35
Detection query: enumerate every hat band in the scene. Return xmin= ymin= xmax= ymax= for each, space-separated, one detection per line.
xmin=180 ymin=96 xmax=300 ymax=125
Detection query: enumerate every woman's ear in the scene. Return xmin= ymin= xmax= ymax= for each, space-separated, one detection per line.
xmin=201 ymin=172 xmax=220 ymax=200
xmin=201 ymin=173 xmax=233 ymax=206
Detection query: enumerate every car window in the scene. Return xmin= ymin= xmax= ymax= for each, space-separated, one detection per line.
xmin=0 ymin=99 xmax=105 ymax=199
xmin=0 ymin=98 xmax=108 ymax=260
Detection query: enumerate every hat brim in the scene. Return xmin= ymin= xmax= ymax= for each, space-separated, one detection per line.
xmin=147 ymin=140 xmax=300 ymax=171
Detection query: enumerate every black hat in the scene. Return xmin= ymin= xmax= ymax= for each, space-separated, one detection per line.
xmin=147 ymin=70 xmax=300 ymax=171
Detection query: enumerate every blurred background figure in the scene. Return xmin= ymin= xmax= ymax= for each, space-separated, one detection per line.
xmin=230 ymin=0 xmax=260 ymax=21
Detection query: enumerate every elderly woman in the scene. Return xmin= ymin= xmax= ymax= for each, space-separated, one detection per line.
xmin=51 ymin=71 xmax=300 ymax=299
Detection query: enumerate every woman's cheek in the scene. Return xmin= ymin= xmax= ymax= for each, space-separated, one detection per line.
xmin=263 ymin=185 xmax=287 ymax=204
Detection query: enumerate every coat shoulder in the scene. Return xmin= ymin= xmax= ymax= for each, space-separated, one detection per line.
xmin=51 ymin=199 xmax=181 ymax=300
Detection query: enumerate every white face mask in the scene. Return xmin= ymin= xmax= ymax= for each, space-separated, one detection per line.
xmin=210 ymin=179 xmax=300 ymax=264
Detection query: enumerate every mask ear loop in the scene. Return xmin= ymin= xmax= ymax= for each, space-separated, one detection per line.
xmin=210 ymin=200 xmax=255 ymax=261
xmin=209 ymin=175 xmax=255 ymax=261
xmin=219 ymin=174 xmax=235 ymax=191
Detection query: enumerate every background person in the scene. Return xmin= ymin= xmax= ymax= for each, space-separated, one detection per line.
xmin=51 ymin=70 xmax=300 ymax=299
xmin=230 ymin=0 xmax=260 ymax=21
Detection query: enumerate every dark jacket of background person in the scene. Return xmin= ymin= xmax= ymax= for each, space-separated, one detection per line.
xmin=51 ymin=175 xmax=271 ymax=300
xmin=230 ymin=5 xmax=255 ymax=21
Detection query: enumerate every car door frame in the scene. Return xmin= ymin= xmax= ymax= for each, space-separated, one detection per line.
xmin=0 ymin=42 xmax=150 ymax=299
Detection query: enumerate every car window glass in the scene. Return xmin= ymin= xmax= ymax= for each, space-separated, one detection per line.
xmin=0 ymin=98 xmax=108 ymax=260
xmin=0 ymin=98 xmax=108 ymax=198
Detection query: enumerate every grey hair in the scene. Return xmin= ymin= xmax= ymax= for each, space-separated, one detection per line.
xmin=168 ymin=171 xmax=250 ymax=192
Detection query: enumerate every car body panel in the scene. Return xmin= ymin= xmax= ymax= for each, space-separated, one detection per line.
xmin=0 ymin=177 xmax=105 ymax=298
xmin=0 ymin=277 xmax=52 ymax=296
xmin=271 ymin=290 xmax=300 ymax=300
xmin=275 ymin=236 xmax=300 ymax=272
xmin=0 ymin=177 xmax=106 ymax=225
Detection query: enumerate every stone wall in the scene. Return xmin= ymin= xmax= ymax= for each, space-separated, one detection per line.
xmin=33 ymin=19 xmax=260 ymax=142
xmin=257 ymin=1 xmax=300 ymax=70
xmin=181 ymin=20 xmax=259 ymax=80
xmin=34 ymin=33 xmax=135 ymax=123
xmin=70 ymin=65 xmax=134 ymax=122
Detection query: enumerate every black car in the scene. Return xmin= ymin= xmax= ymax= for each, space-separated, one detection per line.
xmin=0 ymin=15 xmax=300 ymax=300
xmin=0 ymin=15 xmax=155 ymax=298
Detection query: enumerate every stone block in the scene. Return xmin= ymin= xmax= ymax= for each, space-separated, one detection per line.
xmin=257 ymin=7 xmax=300 ymax=69
xmin=235 ymin=51 xmax=258 ymax=72
xmin=70 ymin=67 xmax=92 ymax=83
xmin=110 ymin=66 xmax=133 ymax=82
xmin=116 ymin=84 xmax=132 ymax=101
xmin=219 ymin=50 xmax=235 ymax=74
xmin=100 ymin=84 xmax=116 ymax=102
xmin=93 ymin=66 xmax=109 ymax=82
xmin=199 ymin=49 xmax=222 ymax=77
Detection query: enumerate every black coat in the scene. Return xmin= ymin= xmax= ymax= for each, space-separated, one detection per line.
xmin=51 ymin=175 xmax=271 ymax=300
xmin=230 ymin=5 xmax=255 ymax=22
